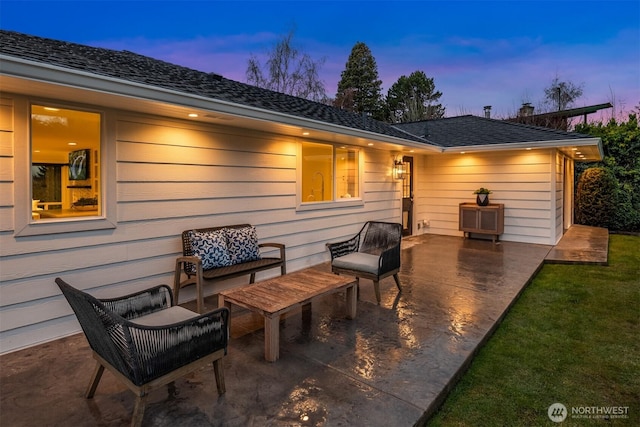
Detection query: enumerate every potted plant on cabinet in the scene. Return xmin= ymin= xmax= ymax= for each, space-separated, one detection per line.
xmin=473 ymin=187 xmax=492 ymax=206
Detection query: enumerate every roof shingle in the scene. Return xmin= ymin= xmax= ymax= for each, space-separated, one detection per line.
xmin=0 ymin=30 xmax=427 ymax=144
xmin=393 ymin=115 xmax=593 ymax=147
xmin=1 ymin=30 xmax=596 ymax=148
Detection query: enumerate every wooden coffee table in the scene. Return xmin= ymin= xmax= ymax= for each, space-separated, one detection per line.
xmin=218 ymin=268 xmax=357 ymax=362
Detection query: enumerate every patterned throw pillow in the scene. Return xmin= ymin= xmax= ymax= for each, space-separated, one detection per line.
xmin=225 ymin=226 xmax=261 ymax=265
xmin=188 ymin=230 xmax=232 ymax=271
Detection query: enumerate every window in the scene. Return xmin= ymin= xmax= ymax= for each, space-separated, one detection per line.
xmin=31 ymin=105 xmax=101 ymax=221
xmin=300 ymin=142 xmax=361 ymax=205
xmin=336 ymin=146 xmax=359 ymax=199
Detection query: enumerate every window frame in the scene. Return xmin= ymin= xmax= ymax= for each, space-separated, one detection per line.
xmin=296 ymin=141 xmax=364 ymax=212
xmin=14 ymin=99 xmax=116 ymax=237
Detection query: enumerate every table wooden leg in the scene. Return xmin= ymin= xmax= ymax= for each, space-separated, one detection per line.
xmin=346 ymin=283 xmax=357 ymax=319
xmin=217 ymin=294 xmax=226 ymax=309
xmin=301 ymin=302 xmax=312 ymax=332
xmin=264 ymin=314 xmax=280 ymax=362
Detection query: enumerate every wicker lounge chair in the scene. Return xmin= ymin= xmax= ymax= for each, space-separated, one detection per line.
xmin=55 ymin=278 xmax=229 ymax=427
xmin=326 ymin=221 xmax=402 ymax=304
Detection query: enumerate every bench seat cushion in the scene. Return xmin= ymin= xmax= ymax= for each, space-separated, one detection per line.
xmin=331 ymin=252 xmax=380 ymax=275
xmin=202 ymin=257 xmax=282 ymax=280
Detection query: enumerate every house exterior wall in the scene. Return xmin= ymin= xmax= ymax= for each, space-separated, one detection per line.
xmin=554 ymin=152 xmax=564 ymax=243
xmin=564 ymin=157 xmax=575 ymax=230
xmin=0 ymin=98 xmax=13 ymax=231
xmin=554 ymin=151 xmax=575 ymax=243
xmin=0 ymin=97 xmax=401 ymax=354
xmin=415 ymin=149 xmax=561 ymax=245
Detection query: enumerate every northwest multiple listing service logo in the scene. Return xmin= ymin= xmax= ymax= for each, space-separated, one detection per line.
xmin=548 ymin=403 xmax=568 ymax=422
xmin=548 ymin=402 xmax=630 ymax=422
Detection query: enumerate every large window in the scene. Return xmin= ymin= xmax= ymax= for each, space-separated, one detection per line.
xmin=31 ymin=105 xmax=101 ymax=220
xmin=301 ymin=142 xmax=360 ymax=204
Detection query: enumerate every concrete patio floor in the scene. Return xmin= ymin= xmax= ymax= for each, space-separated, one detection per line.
xmin=0 ymin=227 xmax=608 ymax=427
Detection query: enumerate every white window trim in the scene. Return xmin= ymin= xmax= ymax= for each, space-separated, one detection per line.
xmin=14 ymin=99 xmax=116 ymax=237
xmin=295 ymin=142 xmax=365 ymax=212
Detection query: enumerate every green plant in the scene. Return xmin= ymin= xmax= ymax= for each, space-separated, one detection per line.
xmin=575 ymin=114 xmax=640 ymax=232
xmin=473 ymin=187 xmax=492 ymax=195
xmin=575 ymin=167 xmax=617 ymax=228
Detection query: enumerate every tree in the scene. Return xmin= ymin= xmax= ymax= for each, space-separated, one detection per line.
xmin=386 ymin=71 xmax=445 ymax=123
xmin=246 ymin=28 xmax=326 ymax=102
xmin=543 ymin=75 xmax=584 ymax=112
xmin=575 ymin=167 xmax=618 ymax=228
xmin=335 ymin=42 xmax=384 ymax=119
xmin=575 ymin=114 xmax=640 ymax=231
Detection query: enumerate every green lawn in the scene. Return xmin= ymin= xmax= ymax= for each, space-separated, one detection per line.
xmin=424 ymin=234 xmax=639 ymax=426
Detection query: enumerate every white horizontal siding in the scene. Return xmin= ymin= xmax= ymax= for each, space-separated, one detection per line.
xmin=118 ymin=195 xmax=295 ymax=222
xmin=417 ymin=150 xmax=555 ymax=244
xmin=0 ymin=109 xmax=401 ymax=354
xmin=0 ymin=99 xmax=14 ymax=233
xmin=554 ymin=152 xmax=566 ymax=243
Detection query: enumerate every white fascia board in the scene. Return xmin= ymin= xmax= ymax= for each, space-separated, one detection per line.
xmin=441 ymin=138 xmax=603 ymax=156
xmin=1 ymin=55 xmax=441 ymax=151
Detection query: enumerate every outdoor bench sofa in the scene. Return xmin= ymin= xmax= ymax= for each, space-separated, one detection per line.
xmin=174 ymin=224 xmax=286 ymax=313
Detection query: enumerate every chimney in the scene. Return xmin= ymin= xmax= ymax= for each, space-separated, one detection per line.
xmin=483 ymin=105 xmax=492 ymax=118
xmin=519 ymin=103 xmax=534 ymax=117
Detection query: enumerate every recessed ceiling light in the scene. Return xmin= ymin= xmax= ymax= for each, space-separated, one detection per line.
xmin=302 ymin=131 xmax=310 ymax=136
xmin=367 ymin=143 xmax=374 ymax=146
xmin=526 ymin=147 xmax=532 ymax=150
xmin=44 ymin=107 xmax=60 ymax=111
xmin=460 ymin=151 xmax=466 ymax=154
xmin=68 ymin=142 xmax=77 ymax=146
xmin=188 ymin=113 xmax=198 ymax=118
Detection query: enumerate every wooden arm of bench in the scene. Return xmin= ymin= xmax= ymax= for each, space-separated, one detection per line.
xmin=174 ymin=256 xmax=205 ymax=313
xmin=259 ymin=242 xmax=285 ymax=259
xmin=259 ymin=242 xmax=286 ymax=274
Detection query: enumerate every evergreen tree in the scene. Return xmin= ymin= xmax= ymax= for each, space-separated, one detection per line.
xmin=335 ymin=42 xmax=384 ymax=119
xmin=386 ymin=71 xmax=445 ymax=123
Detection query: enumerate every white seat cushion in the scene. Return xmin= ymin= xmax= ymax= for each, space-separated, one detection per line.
xmin=332 ymin=252 xmax=380 ymax=275
xmin=132 ymin=306 xmax=199 ymax=326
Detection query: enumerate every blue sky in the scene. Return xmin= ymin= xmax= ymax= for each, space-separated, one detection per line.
xmin=2 ymin=0 xmax=638 ymax=121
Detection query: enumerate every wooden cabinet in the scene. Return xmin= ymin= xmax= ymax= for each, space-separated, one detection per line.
xmin=459 ymin=203 xmax=504 ymax=242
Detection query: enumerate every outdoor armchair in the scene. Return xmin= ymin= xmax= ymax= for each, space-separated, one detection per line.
xmin=55 ymin=278 xmax=229 ymax=427
xmin=326 ymin=221 xmax=402 ymax=304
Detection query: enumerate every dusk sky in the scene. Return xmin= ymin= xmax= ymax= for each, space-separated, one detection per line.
xmin=2 ymin=0 xmax=638 ymax=121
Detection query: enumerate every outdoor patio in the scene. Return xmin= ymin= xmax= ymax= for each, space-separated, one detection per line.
xmin=0 ymin=227 xmax=608 ymax=427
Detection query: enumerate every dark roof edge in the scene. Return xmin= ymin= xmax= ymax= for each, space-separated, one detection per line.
xmin=528 ymin=103 xmax=613 ymax=119
xmin=440 ymin=136 xmax=603 ymax=154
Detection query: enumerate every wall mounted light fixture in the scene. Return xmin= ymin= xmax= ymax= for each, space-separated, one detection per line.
xmin=393 ymin=158 xmax=407 ymax=180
